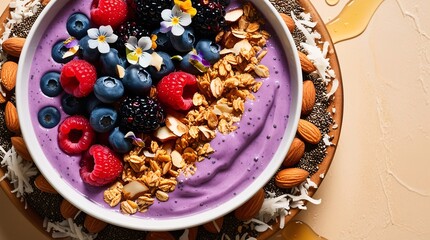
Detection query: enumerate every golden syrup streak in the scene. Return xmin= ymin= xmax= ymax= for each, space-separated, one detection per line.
xmin=270 ymin=221 xmax=328 ymax=240
xmin=326 ymin=0 xmax=385 ymax=44
xmin=325 ymin=0 xmax=340 ymax=6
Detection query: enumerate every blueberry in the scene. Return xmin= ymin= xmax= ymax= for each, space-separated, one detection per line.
xmin=99 ymin=48 xmax=127 ymax=78
xmin=89 ymin=107 xmax=118 ymax=133
xmin=94 ymin=76 xmax=124 ymax=103
xmin=122 ymin=65 xmax=152 ymax=95
xmin=61 ymin=93 xmax=83 ymax=115
xmin=108 ymin=127 xmax=132 ymax=153
xmin=152 ymin=27 xmax=174 ymax=53
xmin=195 ymin=39 xmax=221 ymax=64
xmin=84 ymin=93 xmax=103 ymax=114
xmin=40 ymin=71 xmax=62 ymax=97
xmin=147 ymin=51 xmax=175 ymax=82
xmin=79 ymin=36 xmax=100 ymax=62
xmin=169 ymin=27 xmax=195 ymax=53
xmin=179 ymin=53 xmax=202 ymax=75
xmin=51 ymin=40 xmax=74 ymax=63
xmin=66 ymin=13 xmax=90 ymax=39
xmin=38 ymin=106 xmax=61 ymax=128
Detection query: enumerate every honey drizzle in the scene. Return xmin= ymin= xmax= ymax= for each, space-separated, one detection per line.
xmin=325 ymin=0 xmax=340 ymax=6
xmin=326 ymin=0 xmax=385 ymax=43
xmin=269 ymin=221 xmax=328 ymax=240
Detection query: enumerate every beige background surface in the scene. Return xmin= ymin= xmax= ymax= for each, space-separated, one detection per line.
xmin=1 ymin=0 xmax=430 ymax=239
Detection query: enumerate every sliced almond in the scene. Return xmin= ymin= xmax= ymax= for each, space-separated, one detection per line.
xmin=165 ymin=114 xmax=189 ymax=137
xmin=225 ymin=8 xmax=244 ymax=22
xmin=171 ymin=150 xmax=185 ymax=168
xmin=154 ymin=126 xmax=178 ymax=142
xmin=123 ymin=180 xmax=149 ymax=200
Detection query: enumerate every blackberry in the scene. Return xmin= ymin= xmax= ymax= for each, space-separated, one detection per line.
xmin=191 ymin=0 xmax=229 ymax=36
xmin=128 ymin=0 xmax=173 ymax=30
xmin=119 ymin=95 xmax=165 ymax=133
xmin=115 ymin=21 xmax=151 ymax=49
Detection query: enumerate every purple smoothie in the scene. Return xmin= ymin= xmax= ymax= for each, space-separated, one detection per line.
xmin=28 ymin=0 xmax=292 ymax=219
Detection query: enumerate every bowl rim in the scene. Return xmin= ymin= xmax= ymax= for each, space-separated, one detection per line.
xmin=16 ymin=0 xmax=302 ymax=231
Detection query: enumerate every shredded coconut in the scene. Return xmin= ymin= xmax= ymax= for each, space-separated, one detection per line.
xmin=44 ymin=218 xmax=97 ymax=240
xmin=322 ymin=134 xmax=335 ymax=146
xmin=252 ymin=178 xmax=321 ymax=232
xmin=0 ymin=146 xmax=38 ymax=200
xmin=292 ymin=11 xmax=337 ymax=87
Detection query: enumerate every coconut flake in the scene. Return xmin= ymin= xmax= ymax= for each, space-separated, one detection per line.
xmin=252 ymin=178 xmax=321 ymax=230
xmin=0 ymin=146 xmax=38 ymax=200
xmin=45 ymin=218 xmax=97 ymax=240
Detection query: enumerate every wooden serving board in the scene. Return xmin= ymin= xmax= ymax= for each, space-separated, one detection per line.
xmin=0 ymin=0 xmax=343 ymax=239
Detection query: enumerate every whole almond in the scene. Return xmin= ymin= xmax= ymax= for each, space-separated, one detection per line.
xmin=145 ymin=231 xmax=175 ymax=240
xmin=1 ymin=61 xmax=18 ymax=91
xmin=279 ymin=13 xmax=295 ymax=33
xmin=34 ymin=175 xmax=57 ymax=194
xmin=11 ymin=136 xmax=32 ymax=161
xmin=298 ymin=51 xmax=316 ymax=73
xmin=203 ymin=216 xmax=224 ymax=233
xmin=60 ymin=199 xmax=80 ymax=219
xmin=275 ymin=168 xmax=309 ymax=188
xmin=0 ymin=91 xmax=6 ymax=104
xmin=301 ymin=80 xmax=316 ymax=116
xmin=283 ymin=138 xmax=305 ymax=167
xmin=84 ymin=215 xmax=108 ymax=233
xmin=183 ymin=227 xmax=198 ymax=240
xmin=234 ymin=188 xmax=265 ymax=221
xmin=5 ymin=101 xmax=20 ymax=133
xmin=297 ymin=119 xmax=321 ymax=144
xmin=2 ymin=37 xmax=25 ymax=57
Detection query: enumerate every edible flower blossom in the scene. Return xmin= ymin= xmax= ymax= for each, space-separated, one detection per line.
xmin=62 ymin=37 xmax=79 ymax=59
xmin=124 ymin=131 xmax=145 ymax=147
xmin=125 ymin=36 xmax=153 ymax=67
xmin=160 ymin=5 xmax=192 ymax=36
xmin=174 ymin=0 xmax=197 ymax=17
xmin=87 ymin=25 xmax=118 ymax=54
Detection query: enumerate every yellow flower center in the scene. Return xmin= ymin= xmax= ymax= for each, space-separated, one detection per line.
xmin=172 ymin=17 xmax=180 ymax=25
xmin=135 ymin=47 xmax=142 ymax=55
xmin=98 ymin=35 xmax=106 ymax=42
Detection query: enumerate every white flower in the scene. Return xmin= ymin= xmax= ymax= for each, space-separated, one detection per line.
xmin=87 ymin=25 xmax=118 ymax=54
xmin=125 ymin=36 xmax=153 ymax=67
xmin=160 ymin=5 xmax=192 ymax=36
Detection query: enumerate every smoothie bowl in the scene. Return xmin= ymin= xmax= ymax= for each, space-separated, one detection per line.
xmin=16 ymin=0 xmax=302 ymax=231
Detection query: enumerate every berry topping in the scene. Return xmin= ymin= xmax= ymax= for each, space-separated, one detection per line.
xmin=66 ymin=13 xmax=91 ymax=39
xmin=119 ymin=95 xmax=165 ymax=133
xmin=115 ymin=21 xmax=151 ymax=48
xmin=89 ymin=106 xmax=118 ymax=133
xmin=128 ymin=0 xmax=173 ymax=29
xmin=93 ymin=76 xmax=124 ymax=103
xmin=191 ymin=0 xmax=228 ymax=36
xmin=156 ymin=71 xmax=198 ymax=111
xmin=79 ymin=145 xmax=123 ymax=186
xmin=90 ymin=0 xmax=128 ymax=29
xmin=38 ymin=106 xmax=61 ymax=129
xmin=58 ymin=115 xmax=95 ymax=155
xmin=60 ymin=59 xmax=97 ymax=98
xmin=40 ymin=71 xmax=62 ymax=97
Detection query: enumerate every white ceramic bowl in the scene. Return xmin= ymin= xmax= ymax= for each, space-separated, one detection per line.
xmin=16 ymin=0 xmax=302 ymax=231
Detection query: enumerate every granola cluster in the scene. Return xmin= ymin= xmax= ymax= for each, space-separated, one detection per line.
xmin=104 ymin=2 xmax=271 ymax=215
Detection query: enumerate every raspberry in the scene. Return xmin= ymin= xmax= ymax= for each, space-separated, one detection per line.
xmin=91 ymin=0 xmax=128 ymax=29
xmin=156 ymin=72 xmax=198 ymax=111
xmin=79 ymin=145 xmax=123 ymax=186
xmin=60 ymin=59 xmax=97 ymax=98
xmin=58 ymin=116 xmax=95 ymax=155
